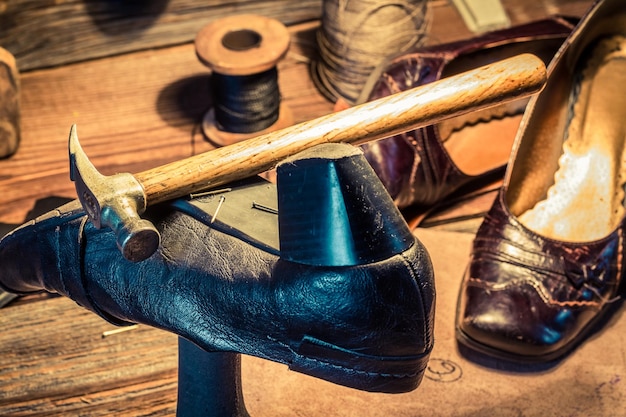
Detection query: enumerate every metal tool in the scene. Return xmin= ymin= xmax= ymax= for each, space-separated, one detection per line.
xmin=69 ymin=53 xmax=547 ymax=262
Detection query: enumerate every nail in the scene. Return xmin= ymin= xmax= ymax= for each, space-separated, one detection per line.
xmin=251 ymin=201 xmax=278 ymax=214
xmin=102 ymin=324 xmax=139 ymax=338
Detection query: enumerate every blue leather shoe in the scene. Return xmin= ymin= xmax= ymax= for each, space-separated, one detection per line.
xmin=0 ymin=144 xmax=435 ymax=393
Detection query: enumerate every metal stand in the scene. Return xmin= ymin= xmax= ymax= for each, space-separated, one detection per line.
xmin=176 ymin=337 xmax=250 ymax=417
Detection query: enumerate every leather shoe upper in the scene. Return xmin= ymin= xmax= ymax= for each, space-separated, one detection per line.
xmin=358 ymin=17 xmax=575 ymax=211
xmin=0 ymin=147 xmax=435 ymax=393
xmin=457 ymin=191 xmax=624 ymax=360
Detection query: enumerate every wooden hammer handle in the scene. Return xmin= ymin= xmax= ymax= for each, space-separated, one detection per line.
xmin=138 ymin=53 xmax=546 ymax=205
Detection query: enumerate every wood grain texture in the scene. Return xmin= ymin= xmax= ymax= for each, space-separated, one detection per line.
xmin=2 ymin=2 xmax=619 ymax=415
xmin=0 ymin=296 xmax=179 ymax=416
xmin=0 ymin=0 xmax=322 ymax=71
xmin=0 ymin=21 xmax=332 ymax=224
xmin=0 ymin=1 xmax=594 ymax=226
xmin=0 ymin=0 xmax=594 ymax=72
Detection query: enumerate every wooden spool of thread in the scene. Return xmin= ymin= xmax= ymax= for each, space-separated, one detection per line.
xmin=195 ymin=15 xmax=293 ymax=146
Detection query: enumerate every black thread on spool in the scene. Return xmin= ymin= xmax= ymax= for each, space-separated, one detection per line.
xmin=210 ymin=68 xmax=281 ymax=134
xmin=209 ymin=28 xmax=282 ymax=134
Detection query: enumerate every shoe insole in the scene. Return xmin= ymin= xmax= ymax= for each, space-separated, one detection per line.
xmin=519 ymin=36 xmax=626 ymax=242
xmin=442 ymin=113 xmax=521 ymax=176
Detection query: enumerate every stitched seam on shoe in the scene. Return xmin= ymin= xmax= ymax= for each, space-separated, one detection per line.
xmin=475 ymin=238 xmax=620 ymax=289
xmin=267 ymin=336 xmax=427 ymax=379
xmin=407 ymin=135 xmax=422 ymax=204
xmin=400 ymin=249 xmax=433 ymax=349
xmin=473 ymin=228 xmax=622 ymax=306
xmin=468 ymin=243 xmax=607 ymax=307
xmin=77 ymin=218 xmax=135 ymax=327
xmin=465 ymin=276 xmax=602 ymax=308
xmin=55 ymin=225 xmax=68 ymax=298
xmin=617 ymin=227 xmax=623 ymax=294
xmin=472 ymin=249 xmax=562 ymax=280
xmin=473 ymin=237 xmax=561 ymax=275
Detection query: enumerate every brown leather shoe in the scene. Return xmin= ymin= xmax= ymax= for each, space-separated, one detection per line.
xmin=456 ymin=0 xmax=626 ymax=362
xmin=358 ymin=16 xmax=576 ymax=225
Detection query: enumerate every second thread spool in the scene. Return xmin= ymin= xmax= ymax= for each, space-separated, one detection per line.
xmin=195 ymin=15 xmax=293 ymax=146
xmin=311 ymin=0 xmax=429 ymax=106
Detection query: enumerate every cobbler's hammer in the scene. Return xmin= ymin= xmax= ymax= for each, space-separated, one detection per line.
xmin=69 ymin=53 xmax=547 ymax=262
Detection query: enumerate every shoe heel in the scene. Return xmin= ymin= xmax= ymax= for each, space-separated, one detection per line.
xmin=276 ymin=143 xmax=414 ymax=267
xmin=276 ymin=143 xmax=433 ymax=392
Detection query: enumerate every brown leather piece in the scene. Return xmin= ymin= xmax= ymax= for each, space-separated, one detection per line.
xmin=358 ymin=16 xmax=576 ymax=216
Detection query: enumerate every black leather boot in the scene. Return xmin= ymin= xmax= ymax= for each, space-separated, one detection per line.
xmin=0 ymin=144 xmax=435 ymax=393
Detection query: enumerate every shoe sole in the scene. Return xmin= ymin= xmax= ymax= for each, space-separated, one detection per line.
xmin=288 ymin=334 xmax=431 ymax=393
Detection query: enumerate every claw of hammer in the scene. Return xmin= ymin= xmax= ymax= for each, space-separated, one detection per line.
xmin=68 ymin=125 xmax=160 ymax=262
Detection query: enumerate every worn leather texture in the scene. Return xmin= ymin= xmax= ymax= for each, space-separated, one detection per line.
xmin=0 ymin=147 xmax=435 ymax=393
xmin=358 ymin=16 xmax=576 ymax=211
xmin=456 ymin=0 xmax=626 ymax=362
xmin=457 ymin=192 xmax=624 ymax=361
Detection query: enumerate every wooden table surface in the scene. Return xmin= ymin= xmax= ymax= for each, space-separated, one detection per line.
xmin=3 ymin=1 xmax=619 ymax=416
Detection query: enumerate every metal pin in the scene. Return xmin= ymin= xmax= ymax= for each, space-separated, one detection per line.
xmin=0 ymin=291 xmax=18 ymax=309
xmin=189 ymin=188 xmax=232 ymax=199
xmin=211 ymin=196 xmax=226 ymax=224
xmin=251 ymin=201 xmax=278 ymax=214
xmin=102 ymin=324 xmax=139 ymax=338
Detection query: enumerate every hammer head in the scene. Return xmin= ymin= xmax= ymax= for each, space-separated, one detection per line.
xmin=68 ymin=125 xmax=160 ymax=262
